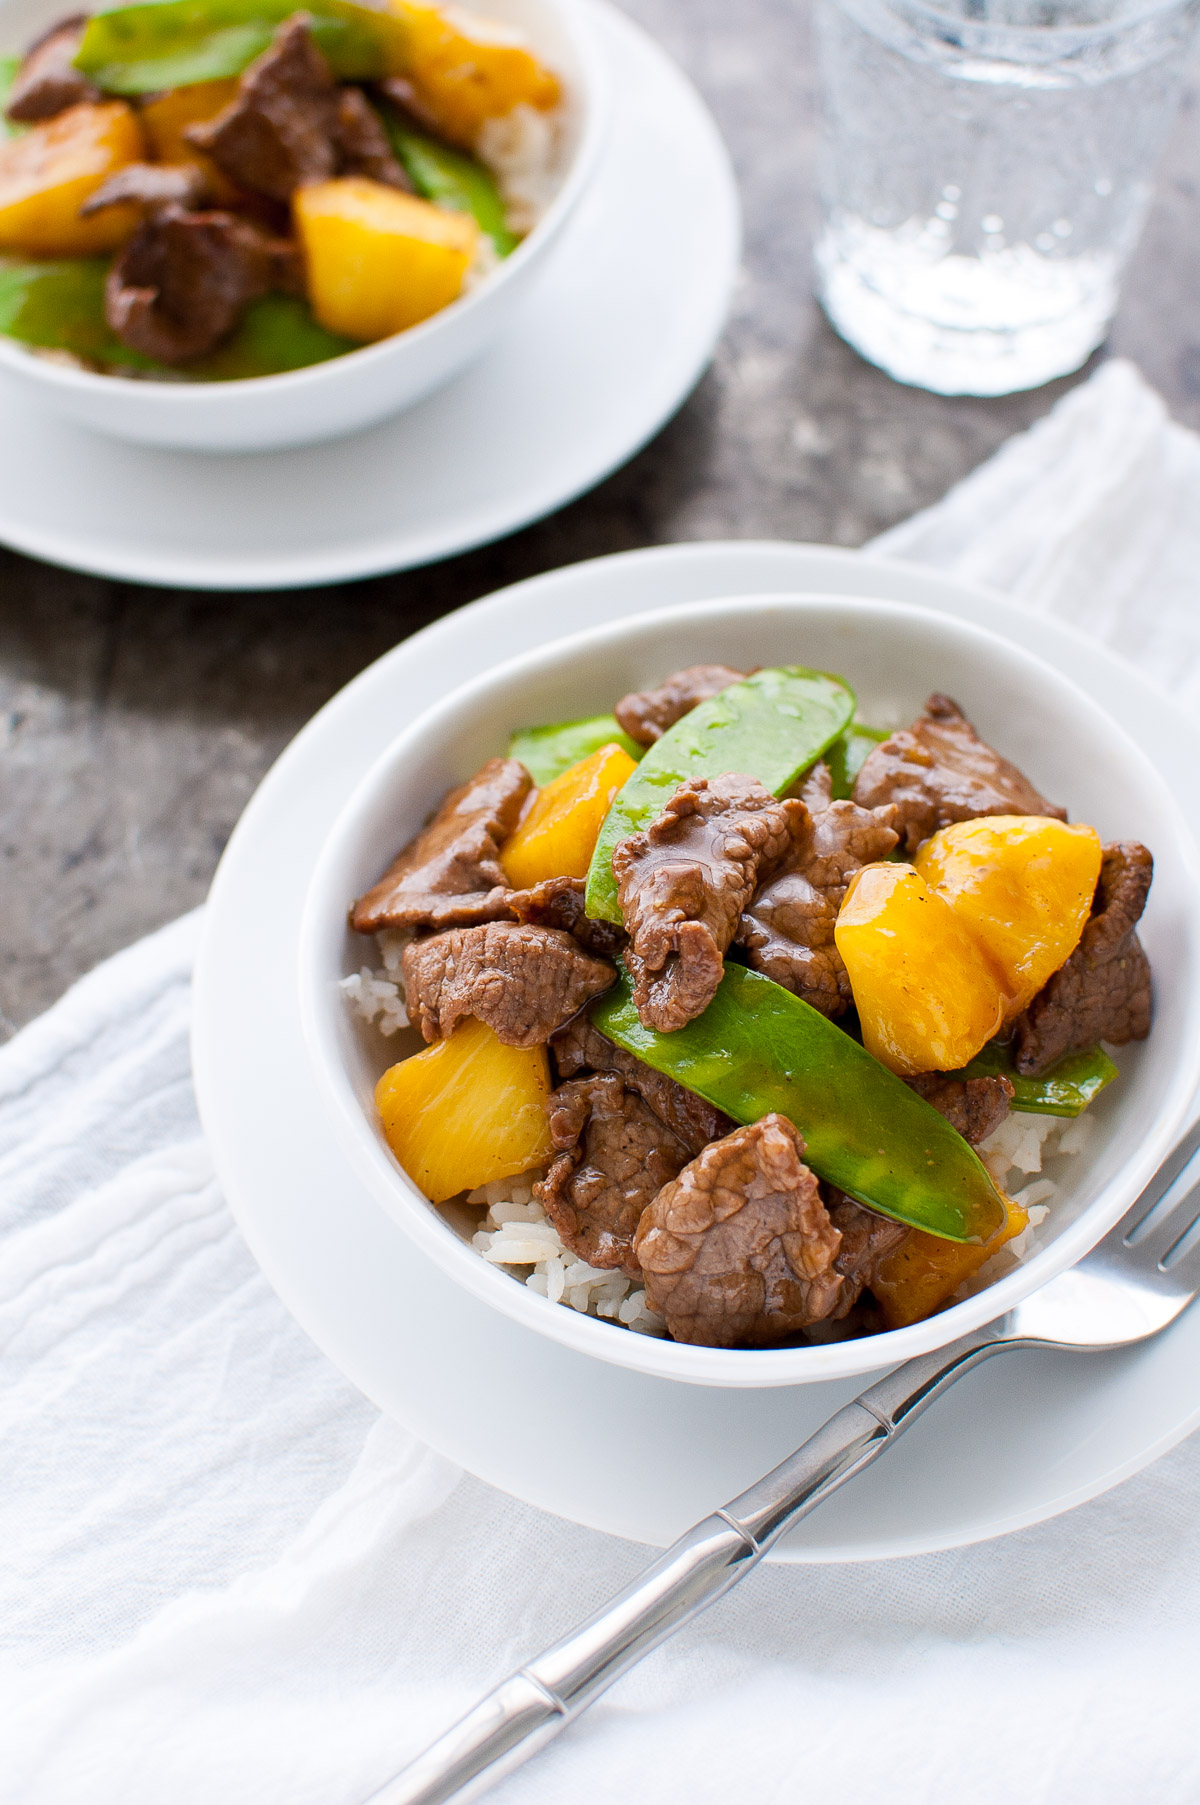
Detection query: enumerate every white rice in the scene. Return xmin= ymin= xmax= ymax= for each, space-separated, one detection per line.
xmin=957 ymin=1108 xmax=1096 ymax=1298
xmin=340 ymin=929 xmax=413 ymax=1035
xmin=466 ymin=1169 xmax=667 ymax=1336
xmin=476 ymin=103 xmax=567 ymax=235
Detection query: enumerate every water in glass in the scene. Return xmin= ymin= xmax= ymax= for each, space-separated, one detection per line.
xmin=815 ymin=0 xmax=1200 ymax=394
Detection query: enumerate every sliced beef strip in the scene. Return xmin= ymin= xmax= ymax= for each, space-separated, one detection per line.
xmin=4 ymin=15 xmax=99 ymax=122
xmin=904 ymin=1071 xmax=1015 ymax=1145
xmin=535 ymin=1074 xmax=692 ymax=1274
xmin=506 ymin=874 xmax=627 ymax=959
xmin=738 ymin=760 xmax=899 ymax=1018
xmin=614 ymin=773 xmax=807 ymax=1033
xmin=613 ymin=664 xmax=746 ymax=747
xmin=80 ymin=161 xmax=211 ymax=216
xmin=103 ymin=205 xmax=296 ymax=364
xmin=187 ymin=15 xmax=341 ymax=200
xmin=351 ymin=757 xmax=531 ymax=934
xmin=333 ymin=84 xmax=413 ymax=188
xmin=550 ymin=1015 xmax=733 ymax=1156
xmin=186 ymin=15 xmax=408 ymax=201
xmin=634 ymin=1114 xmax=850 ymax=1348
xmin=401 ymin=922 xmax=614 ymax=1048
xmin=1011 ymin=841 xmax=1152 ymax=1075
xmin=826 ymin=1192 xmax=909 ymax=1292
xmin=853 ymin=693 xmax=1067 ymax=856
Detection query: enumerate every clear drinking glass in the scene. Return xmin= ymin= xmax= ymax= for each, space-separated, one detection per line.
xmin=814 ymin=0 xmax=1200 ymax=394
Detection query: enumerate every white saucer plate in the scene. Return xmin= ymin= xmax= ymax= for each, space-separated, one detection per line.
xmin=0 ymin=3 xmax=738 ymax=590
xmin=193 ymin=542 xmax=1200 ymax=1560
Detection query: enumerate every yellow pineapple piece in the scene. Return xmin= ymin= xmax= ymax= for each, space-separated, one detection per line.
xmin=375 ymin=1016 xmax=554 ymax=1203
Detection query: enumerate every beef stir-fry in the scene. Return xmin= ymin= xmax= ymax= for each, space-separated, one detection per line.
xmin=0 ymin=0 xmax=562 ymax=378
xmin=349 ymin=662 xmax=1154 ymax=1350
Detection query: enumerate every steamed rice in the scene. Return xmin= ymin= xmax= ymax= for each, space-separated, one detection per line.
xmin=476 ymin=104 xmax=567 ymax=235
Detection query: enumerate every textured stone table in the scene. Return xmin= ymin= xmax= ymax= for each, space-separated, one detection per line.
xmin=1 ymin=0 xmax=1197 ymax=1034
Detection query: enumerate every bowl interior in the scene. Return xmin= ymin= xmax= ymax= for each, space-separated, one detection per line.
xmin=301 ymin=594 xmax=1200 ymax=1386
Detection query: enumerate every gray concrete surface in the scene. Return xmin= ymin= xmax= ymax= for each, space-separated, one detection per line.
xmin=1 ymin=0 xmax=1197 ymax=1034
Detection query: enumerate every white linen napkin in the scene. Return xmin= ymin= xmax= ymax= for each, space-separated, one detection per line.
xmin=5 ymin=356 xmax=1200 ymax=1805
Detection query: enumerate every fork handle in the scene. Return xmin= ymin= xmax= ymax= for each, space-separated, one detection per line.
xmin=368 ymin=1328 xmax=1015 ymax=1805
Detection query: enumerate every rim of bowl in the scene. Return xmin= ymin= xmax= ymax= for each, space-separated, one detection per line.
xmin=0 ymin=0 xmax=610 ymax=403
xmin=298 ymin=592 xmax=1200 ymax=1388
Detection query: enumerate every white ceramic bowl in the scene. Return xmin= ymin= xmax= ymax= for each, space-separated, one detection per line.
xmin=300 ymin=594 xmax=1200 ymax=1388
xmin=0 ymin=0 xmax=608 ymax=451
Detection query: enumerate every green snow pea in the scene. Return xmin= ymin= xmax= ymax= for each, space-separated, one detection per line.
xmin=508 ymin=715 xmax=643 ymax=787
xmin=955 ymin=1039 xmax=1118 ymax=1118
xmin=584 ymin=666 xmax=856 ymax=925
xmin=74 ymin=0 xmax=409 ymax=93
xmin=1 ymin=54 xmax=22 ymax=135
xmin=383 ymin=115 xmax=519 ymax=257
xmin=184 ymin=294 xmax=355 ymax=379
xmin=827 ymin=722 xmax=888 ymax=800
xmin=591 ymin=962 xmax=1009 ymax=1244
xmin=0 ymin=259 xmax=354 ymax=377
xmin=0 ymin=257 xmax=156 ymax=367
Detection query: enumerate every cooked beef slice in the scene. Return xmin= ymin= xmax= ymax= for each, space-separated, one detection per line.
xmin=535 ymin=1074 xmax=691 ymax=1273
xmin=186 ymin=16 xmax=341 ymax=199
xmin=827 ymin=1192 xmax=909 ymax=1292
xmin=104 ymin=205 xmax=295 ymax=363
xmin=185 ymin=15 xmax=405 ymax=201
xmin=80 ymin=161 xmax=211 ymax=216
xmin=614 ymin=774 xmax=807 ymax=1032
xmin=1011 ymin=841 xmax=1153 ymax=1075
xmin=738 ymin=760 xmax=899 ymax=1017
xmin=550 ymin=1015 xmax=733 ymax=1155
xmin=401 ymin=922 xmax=614 ymax=1048
xmin=351 ymin=757 xmax=531 ymax=934
xmin=333 ymin=84 xmax=412 ymax=187
xmin=634 ymin=1114 xmax=850 ymax=1347
xmin=853 ymin=694 xmax=1067 ymax=855
xmin=507 ymin=874 xmax=627 ymax=959
xmin=4 ymin=15 xmax=99 ymax=122
xmin=904 ymin=1071 xmax=1014 ymax=1145
xmin=614 ymin=664 xmax=746 ymax=747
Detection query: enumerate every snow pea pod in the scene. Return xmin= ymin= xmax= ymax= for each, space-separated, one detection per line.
xmin=384 ymin=115 xmax=519 ymax=257
xmin=1 ymin=55 xmax=21 ymax=135
xmin=0 ymin=256 xmax=154 ymax=366
xmin=591 ymin=962 xmax=1009 ymax=1243
xmin=508 ymin=714 xmax=643 ymax=787
xmin=584 ymin=665 xmax=856 ymax=925
xmin=74 ymin=0 xmax=408 ymax=93
xmin=827 ymin=722 xmax=888 ymax=800
xmin=956 ymin=1039 xmax=1117 ymax=1118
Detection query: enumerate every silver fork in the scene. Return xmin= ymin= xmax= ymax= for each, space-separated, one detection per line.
xmin=370 ymin=1117 xmax=1200 ymax=1805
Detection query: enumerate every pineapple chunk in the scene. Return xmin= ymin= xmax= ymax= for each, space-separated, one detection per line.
xmin=913 ymin=815 xmax=1103 ymax=1018
xmin=375 ymin=1016 xmax=553 ymax=1203
xmin=293 ymin=177 xmax=478 ymax=341
xmin=0 ymin=100 xmax=144 ymax=256
xmin=501 ymin=743 xmax=638 ymax=891
xmin=391 ymin=0 xmax=561 ymax=147
xmin=871 ymin=1197 xmax=1029 ymax=1330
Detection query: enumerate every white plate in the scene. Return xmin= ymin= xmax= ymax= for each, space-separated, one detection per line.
xmin=193 ymin=541 xmax=1200 ymax=1560
xmin=0 ymin=4 xmax=737 ymax=590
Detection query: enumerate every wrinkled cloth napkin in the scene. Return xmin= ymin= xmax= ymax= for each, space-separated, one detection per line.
xmin=5 ymin=357 xmax=1200 ymax=1805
